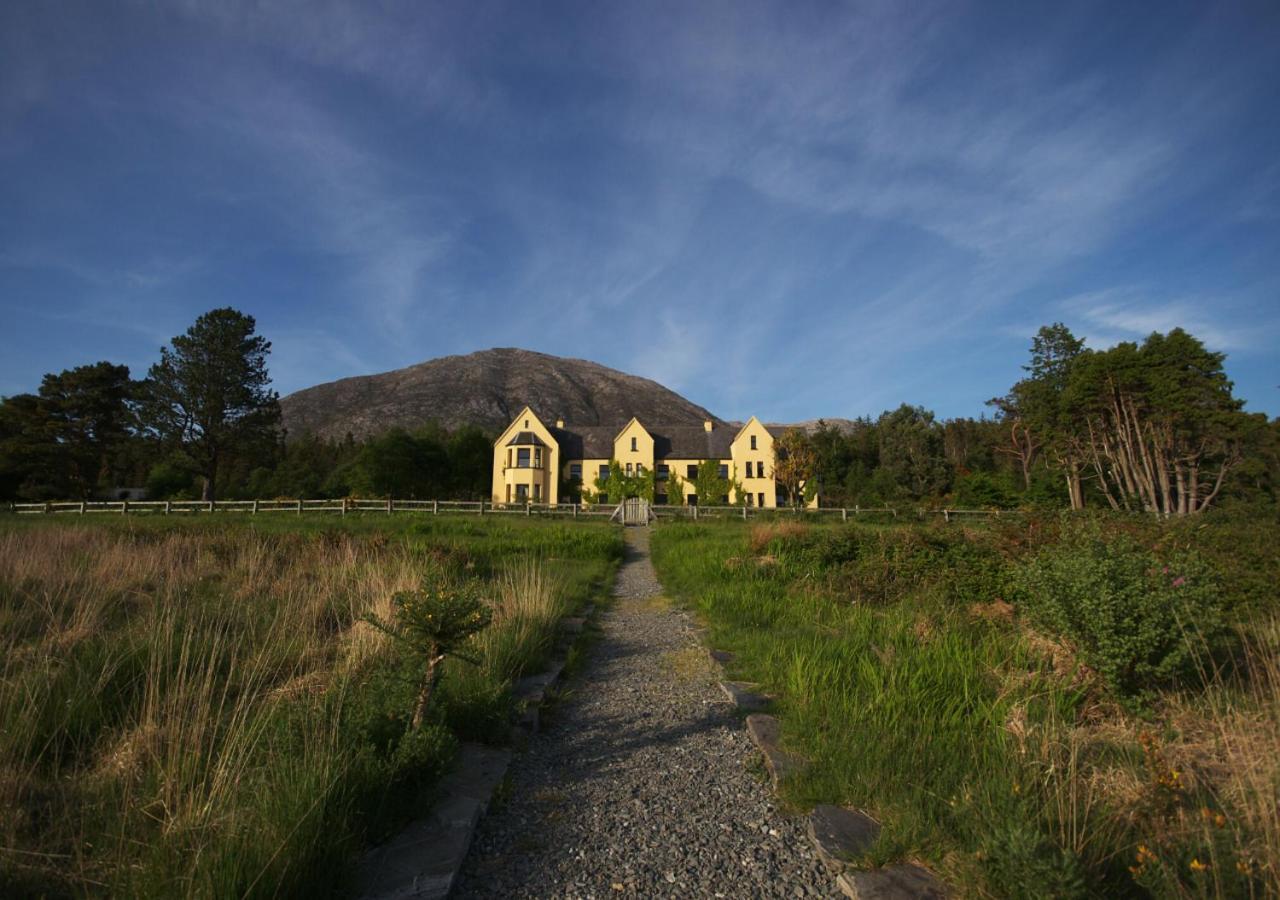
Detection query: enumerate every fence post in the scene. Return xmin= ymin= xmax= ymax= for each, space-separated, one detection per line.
xmin=44 ymin=501 xmax=51 ymax=515
xmin=693 ymin=505 xmax=698 ymax=521
xmin=164 ymin=500 xmax=171 ymax=516
xmin=433 ymin=500 xmax=438 ymax=515
xmin=80 ymin=501 xmax=86 ymax=515
xmin=526 ymin=501 xmax=531 ymax=517
xmin=252 ymin=499 xmax=259 ymax=516
xmin=296 ymin=499 xmax=302 ymax=516
xmin=386 ymin=497 xmax=393 ymax=515
xmin=207 ymin=500 xmax=214 ymax=514
xmin=943 ymin=509 xmax=951 ymax=523
xmin=573 ymin=505 xmax=578 ymax=519
xmin=479 ymin=501 xmax=484 ymax=516
xmin=122 ymin=500 xmax=129 ymax=515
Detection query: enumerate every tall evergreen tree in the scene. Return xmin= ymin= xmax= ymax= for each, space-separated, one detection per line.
xmin=140 ymin=308 xmax=280 ymax=501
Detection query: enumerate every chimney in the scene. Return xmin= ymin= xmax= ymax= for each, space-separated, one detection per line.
xmin=555 ymin=419 xmax=565 ymax=429
xmin=703 ymin=420 xmax=713 ymax=432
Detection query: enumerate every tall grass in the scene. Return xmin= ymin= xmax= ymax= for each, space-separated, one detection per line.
xmin=0 ymin=516 xmax=620 ymax=897
xmin=651 ymin=517 xmax=1280 ymax=898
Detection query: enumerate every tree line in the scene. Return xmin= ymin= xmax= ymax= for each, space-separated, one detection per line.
xmin=0 ymin=309 xmax=491 ymax=503
xmin=2 ymin=313 xmax=1276 ymax=514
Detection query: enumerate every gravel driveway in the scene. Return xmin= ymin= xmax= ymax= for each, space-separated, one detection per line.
xmin=453 ymin=527 xmax=833 ymax=899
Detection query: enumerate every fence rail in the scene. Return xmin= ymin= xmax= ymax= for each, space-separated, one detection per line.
xmin=5 ymin=498 xmax=1018 ymax=522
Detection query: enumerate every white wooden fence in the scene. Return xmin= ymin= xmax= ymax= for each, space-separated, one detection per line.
xmin=5 ymin=498 xmax=1016 ymax=522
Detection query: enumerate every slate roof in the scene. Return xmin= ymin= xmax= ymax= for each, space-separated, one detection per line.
xmin=505 ymin=431 xmax=547 ymax=446
xmin=545 ymin=422 xmax=759 ymax=461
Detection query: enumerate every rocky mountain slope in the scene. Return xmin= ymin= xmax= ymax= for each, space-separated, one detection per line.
xmin=279 ymin=348 xmax=724 ymax=440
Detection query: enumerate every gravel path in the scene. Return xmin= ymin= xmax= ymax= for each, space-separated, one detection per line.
xmin=453 ymin=528 xmax=833 ymax=899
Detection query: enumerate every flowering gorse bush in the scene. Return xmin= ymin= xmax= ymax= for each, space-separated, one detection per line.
xmin=1015 ymin=520 xmax=1225 ymax=705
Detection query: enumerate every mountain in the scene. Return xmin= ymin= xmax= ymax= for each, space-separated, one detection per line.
xmin=279 ymin=348 xmax=724 ymax=440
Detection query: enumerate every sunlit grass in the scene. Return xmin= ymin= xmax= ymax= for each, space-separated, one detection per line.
xmin=0 ymin=515 xmax=621 ymax=897
xmin=651 ymin=517 xmax=1280 ymax=898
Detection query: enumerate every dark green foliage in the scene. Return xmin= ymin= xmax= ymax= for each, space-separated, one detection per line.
xmin=977 ymin=816 xmax=1088 ymax=900
xmin=1014 ymin=520 xmax=1227 ymax=704
xmin=0 ymin=362 xmax=136 ymax=500
xmin=139 ymin=308 xmax=281 ymax=501
xmin=876 ymin=404 xmax=952 ymax=499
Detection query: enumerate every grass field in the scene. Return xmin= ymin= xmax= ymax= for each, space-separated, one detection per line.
xmin=651 ymin=512 xmax=1280 ymax=899
xmin=0 ymin=514 xmax=622 ymax=898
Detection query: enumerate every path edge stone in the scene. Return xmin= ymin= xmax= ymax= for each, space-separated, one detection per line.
xmin=355 ymin=599 xmax=601 ymax=900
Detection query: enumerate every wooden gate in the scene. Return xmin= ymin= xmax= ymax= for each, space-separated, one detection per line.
xmin=612 ymin=497 xmax=652 ymax=525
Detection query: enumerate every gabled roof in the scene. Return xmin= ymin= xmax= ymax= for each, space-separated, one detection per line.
xmin=653 ymin=426 xmax=735 ymax=460
xmin=546 ymin=422 xmax=734 ymax=460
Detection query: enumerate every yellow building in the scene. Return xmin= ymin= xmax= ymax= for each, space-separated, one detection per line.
xmin=491 ymin=406 xmax=818 ymax=508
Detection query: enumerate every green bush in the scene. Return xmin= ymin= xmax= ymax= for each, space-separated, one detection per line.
xmin=1015 ymin=521 xmax=1226 ymax=704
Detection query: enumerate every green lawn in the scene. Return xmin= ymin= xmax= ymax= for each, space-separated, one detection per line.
xmin=651 ymin=514 xmax=1280 ymax=899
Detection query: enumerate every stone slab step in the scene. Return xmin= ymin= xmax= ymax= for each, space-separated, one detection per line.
xmin=513 ymin=658 xmax=566 ymax=702
xmin=356 ymin=743 xmax=512 ymax=900
xmin=708 ymin=648 xmax=735 ymax=666
xmin=745 ymin=713 xmax=805 ymax=786
xmin=718 ymin=680 xmax=771 ymax=711
xmin=836 ymin=864 xmax=947 ymax=899
xmin=808 ymin=804 xmax=881 ymax=873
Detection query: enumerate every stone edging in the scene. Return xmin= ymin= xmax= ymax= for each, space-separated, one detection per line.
xmin=706 ymin=646 xmax=948 ymax=899
xmin=354 ymin=603 xmax=597 ymax=900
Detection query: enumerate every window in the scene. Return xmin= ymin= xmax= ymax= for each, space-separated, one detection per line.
xmin=656 ymin=464 xmax=669 ymax=480
xmin=599 ymin=464 xmax=610 ymax=480
xmin=743 ymin=463 xmax=751 ymax=479
xmin=719 ymin=464 xmax=728 ymax=479
xmin=570 ymin=463 xmax=582 ymax=480
xmin=757 ymin=461 xmax=765 ymax=478
xmin=516 ymin=448 xmax=530 ymax=467
xmin=688 ymin=495 xmax=698 ymax=506
xmin=533 ymin=483 xmax=541 ymax=500
xmin=630 ymin=436 xmax=637 ymax=451
xmin=758 ymin=492 xmax=765 ymax=508
xmin=516 ymin=484 xmax=528 ymax=500
xmin=534 ymin=448 xmax=542 ymax=467
xmin=626 ymin=462 xmax=633 ymax=475
xmin=750 ymin=435 xmax=757 ymax=450
xmin=524 ymin=419 xmax=529 ymax=428
xmin=745 ymin=493 xmax=753 ymax=507
xmin=637 ymin=463 xmax=645 ymax=474
xmin=655 ymin=493 xmax=668 ymax=505
xmin=687 ymin=464 xmax=698 ymax=479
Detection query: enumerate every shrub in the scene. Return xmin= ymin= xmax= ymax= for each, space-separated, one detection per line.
xmin=370 ymin=575 xmax=493 ymax=730
xmin=1015 ymin=521 xmax=1226 ymax=704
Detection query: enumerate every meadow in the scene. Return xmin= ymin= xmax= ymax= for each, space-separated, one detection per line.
xmin=651 ymin=512 xmax=1279 ymax=899
xmin=0 ymin=514 xmax=622 ymax=898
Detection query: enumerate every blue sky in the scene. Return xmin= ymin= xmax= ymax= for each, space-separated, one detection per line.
xmin=2 ymin=1 xmax=1278 ymax=423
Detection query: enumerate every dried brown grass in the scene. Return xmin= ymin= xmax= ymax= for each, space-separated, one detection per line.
xmin=0 ymin=525 xmax=442 ymax=893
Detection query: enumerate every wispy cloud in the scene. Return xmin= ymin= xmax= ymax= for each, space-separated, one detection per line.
xmin=1060 ymin=288 xmax=1263 ymax=352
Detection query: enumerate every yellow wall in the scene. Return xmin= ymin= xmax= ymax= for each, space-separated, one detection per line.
xmin=490 ymin=407 xmax=560 ymax=505
xmin=730 ymin=417 xmax=777 ymax=508
xmin=612 ymin=419 xmax=655 ymax=476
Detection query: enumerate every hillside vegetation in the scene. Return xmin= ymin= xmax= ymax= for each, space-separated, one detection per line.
xmin=651 ymin=512 xmax=1279 ymax=898
xmin=0 ymin=516 xmax=621 ymax=897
